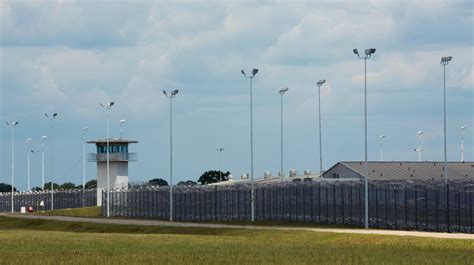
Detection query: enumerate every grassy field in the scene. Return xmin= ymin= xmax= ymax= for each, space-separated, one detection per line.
xmin=31 ymin=207 xmax=354 ymax=228
xmin=33 ymin=207 xmax=102 ymax=217
xmin=0 ymin=216 xmax=472 ymax=265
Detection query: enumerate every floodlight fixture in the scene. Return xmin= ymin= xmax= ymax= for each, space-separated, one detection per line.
xmin=379 ymin=135 xmax=385 ymax=139
xmin=119 ymin=120 xmax=126 ymax=124
xmin=241 ymin=70 xmax=246 ymax=76
xmin=418 ymin=130 xmax=424 ymax=135
xmin=172 ymin=89 xmax=179 ymax=96
xmin=27 ymin=138 xmax=32 ymax=143
xmin=353 ymin=49 xmax=359 ymax=55
xmin=278 ymin=87 xmax=289 ymax=94
xmin=441 ymin=56 xmax=452 ymax=63
xmin=316 ymin=79 xmax=326 ymax=86
xmin=6 ymin=121 xmax=19 ymax=127
xmin=83 ymin=126 xmax=88 ymax=131
xmin=365 ymin=48 xmax=376 ymax=55
xmin=252 ymin=69 xmax=259 ymax=76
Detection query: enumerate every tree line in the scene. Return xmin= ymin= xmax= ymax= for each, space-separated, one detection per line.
xmin=0 ymin=170 xmax=231 ymax=192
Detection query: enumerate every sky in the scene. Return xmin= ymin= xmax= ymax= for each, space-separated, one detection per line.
xmin=0 ymin=0 xmax=472 ymax=191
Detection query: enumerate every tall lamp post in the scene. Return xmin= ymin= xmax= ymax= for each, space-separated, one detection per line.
xmin=44 ymin=113 xmax=58 ymax=210
xmin=100 ymin=102 xmax=114 ymax=217
xmin=379 ymin=135 xmax=385 ymax=162
xmin=163 ymin=89 xmax=179 ymax=222
xmin=353 ymin=48 xmax=376 ymax=229
xmin=6 ymin=121 xmax=19 ymax=212
xmin=278 ymin=87 xmax=289 ymax=180
xmin=416 ymin=130 xmax=424 ymax=161
xmin=119 ymin=120 xmax=126 ymax=139
xmin=440 ymin=56 xmax=452 ymax=232
xmin=216 ymin=148 xmax=224 ymax=182
xmin=440 ymin=56 xmax=452 ymax=186
xmin=241 ymin=68 xmax=258 ymax=222
xmin=316 ymin=80 xmax=326 ymax=175
xmin=82 ymin=126 xmax=88 ymax=207
xmin=41 ymin=136 xmax=47 ymax=190
xmin=26 ymin=138 xmax=32 ymax=191
xmin=460 ymin=126 xmax=467 ymax=162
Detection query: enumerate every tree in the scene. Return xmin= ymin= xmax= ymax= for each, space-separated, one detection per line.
xmin=31 ymin=187 xmax=42 ymax=192
xmin=43 ymin=182 xmax=60 ymax=191
xmin=85 ymin=180 xmax=97 ymax=189
xmin=60 ymin=182 xmax=76 ymax=190
xmin=198 ymin=170 xmax=231 ymax=185
xmin=177 ymin=180 xmax=197 ymax=186
xmin=0 ymin=183 xmax=16 ymax=192
xmin=148 ymin=178 xmax=168 ymax=186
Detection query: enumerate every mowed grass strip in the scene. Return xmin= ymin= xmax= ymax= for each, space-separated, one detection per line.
xmin=0 ymin=217 xmax=473 ymax=265
xmin=29 ymin=207 xmax=356 ymax=229
xmin=33 ymin=207 xmax=102 ymax=217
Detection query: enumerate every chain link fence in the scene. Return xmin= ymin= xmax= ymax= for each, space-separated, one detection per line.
xmin=0 ymin=189 xmax=97 ymax=212
xmin=103 ymin=180 xmax=473 ymax=233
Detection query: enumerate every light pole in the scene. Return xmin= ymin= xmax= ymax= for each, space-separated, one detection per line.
xmin=216 ymin=148 xmax=224 ymax=182
xmin=241 ymin=68 xmax=258 ymax=222
xmin=353 ymin=48 xmax=376 ymax=229
xmin=119 ymin=120 xmax=126 ymax=139
xmin=460 ymin=126 xmax=467 ymax=162
xmin=100 ymin=102 xmax=114 ymax=217
xmin=6 ymin=121 xmax=18 ymax=212
xmin=441 ymin=56 xmax=452 ymax=232
xmin=379 ymin=135 xmax=385 ymax=162
xmin=163 ymin=89 xmax=179 ymax=222
xmin=316 ymin=80 xmax=326 ymax=175
xmin=278 ymin=87 xmax=289 ymax=180
xmin=44 ymin=113 xmax=58 ymax=210
xmin=26 ymin=138 xmax=32 ymax=191
xmin=82 ymin=126 xmax=88 ymax=207
xmin=41 ymin=136 xmax=47 ymax=190
xmin=441 ymin=56 xmax=452 ymax=186
xmin=416 ymin=130 xmax=424 ymax=161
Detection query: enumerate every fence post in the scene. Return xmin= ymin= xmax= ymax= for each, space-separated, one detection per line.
xmin=415 ymin=188 xmax=418 ymax=230
xmin=469 ymin=189 xmax=472 ymax=234
xmin=318 ymin=182 xmax=321 ymax=223
xmin=342 ymin=184 xmax=345 ymax=225
xmin=376 ymin=185 xmax=379 ymax=228
xmin=425 ymin=188 xmax=428 ymax=231
xmin=458 ymin=187 xmax=461 ymax=232
xmin=394 ymin=187 xmax=397 ymax=228
xmin=325 ymin=183 xmax=329 ymax=224
xmin=405 ymin=185 xmax=408 ymax=230
xmin=447 ymin=183 xmax=450 ymax=233
xmin=311 ymin=184 xmax=314 ymax=222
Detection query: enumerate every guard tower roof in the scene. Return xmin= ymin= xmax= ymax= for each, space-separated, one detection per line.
xmin=87 ymin=138 xmax=138 ymax=144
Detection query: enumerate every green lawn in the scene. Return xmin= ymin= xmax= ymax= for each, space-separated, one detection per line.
xmin=30 ymin=207 xmax=354 ymax=228
xmin=33 ymin=206 xmax=102 ymax=217
xmin=0 ymin=217 xmax=472 ymax=265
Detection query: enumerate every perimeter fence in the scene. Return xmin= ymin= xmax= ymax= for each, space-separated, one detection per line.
xmin=104 ymin=180 xmax=473 ymax=233
xmin=0 ymin=189 xmax=97 ymax=212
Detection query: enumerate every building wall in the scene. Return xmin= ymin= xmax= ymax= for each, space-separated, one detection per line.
xmin=323 ymin=163 xmax=361 ymax=179
xmin=97 ymin=161 xmax=129 ymax=189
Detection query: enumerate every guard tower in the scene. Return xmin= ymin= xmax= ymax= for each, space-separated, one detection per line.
xmin=87 ymin=138 xmax=138 ymax=206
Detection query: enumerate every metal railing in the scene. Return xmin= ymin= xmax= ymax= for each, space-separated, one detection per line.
xmin=88 ymin=153 xmax=137 ymax=162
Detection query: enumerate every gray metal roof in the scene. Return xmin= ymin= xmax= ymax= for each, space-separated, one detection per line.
xmin=324 ymin=161 xmax=473 ymax=181
xmin=87 ymin=138 xmax=138 ymax=144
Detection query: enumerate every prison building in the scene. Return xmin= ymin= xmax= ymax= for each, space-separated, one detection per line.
xmin=322 ymin=161 xmax=473 ymax=182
